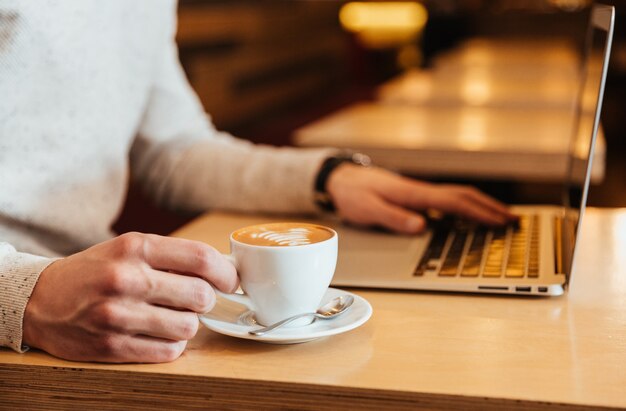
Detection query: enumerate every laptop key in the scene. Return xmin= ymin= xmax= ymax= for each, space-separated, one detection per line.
xmin=527 ymin=215 xmax=540 ymax=278
xmin=439 ymin=231 xmax=467 ymax=276
xmin=414 ymin=224 xmax=451 ymax=276
xmin=460 ymin=229 xmax=486 ymax=277
xmin=506 ymin=221 xmax=528 ymax=277
xmin=482 ymin=228 xmax=507 ymax=277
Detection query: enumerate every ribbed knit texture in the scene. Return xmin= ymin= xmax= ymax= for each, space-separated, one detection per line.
xmin=0 ymin=245 xmax=57 ymax=352
xmin=0 ymin=0 xmax=335 ymax=351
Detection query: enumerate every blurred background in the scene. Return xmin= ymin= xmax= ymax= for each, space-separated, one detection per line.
xmin=115 ymin=0 xmax=626 ymax=235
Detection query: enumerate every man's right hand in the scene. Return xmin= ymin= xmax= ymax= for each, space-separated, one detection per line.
xmin=22 ymin=232 xmax=238 ymax=363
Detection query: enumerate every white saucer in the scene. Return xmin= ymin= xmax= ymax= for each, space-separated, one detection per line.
xmin=199 ymin=287 xmax=372 ymax=344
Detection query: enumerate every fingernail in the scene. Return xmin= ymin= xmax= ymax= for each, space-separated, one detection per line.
xmin=406 ymin=217 xmax=424 ymax=232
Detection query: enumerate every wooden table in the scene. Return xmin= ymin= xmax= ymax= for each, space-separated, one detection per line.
xmin=295 ymin=35 xmax=607 ymax=184
xmin=376 ymin=68 xmax=579 ymax=109
xmin=294 ymin=102 xmax=606 ymax=183
xmin=1 ymin=208 xmax=625 ymax=410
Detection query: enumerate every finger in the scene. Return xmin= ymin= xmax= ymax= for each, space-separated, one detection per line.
xmin=386 ymin=182 xmax=508 ymax=225
xmin=98 ymin=335 xmax=188 ymax=363
xmin=424 ymin=189 xmax=509 ymax=225
xmin=100 ymin=302 xmax=200 ymax=342
xmin=131 ymin=305 xmax=200 ymax=342
xmin=366 ymin=195 xmax=427 ymax=234
xmin=140 ymin=234 xmax=238 ymax=293
xmin=444 ymin=185 xmax=517 ymax=219
xmin=379 ymin=179 xmax=516 ymax=224
xmin=145 ymin=269 xmax=216 ymax=313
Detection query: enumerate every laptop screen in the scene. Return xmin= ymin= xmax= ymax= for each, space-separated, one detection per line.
xmin=562 ymin=4 xmax=614 ymax=277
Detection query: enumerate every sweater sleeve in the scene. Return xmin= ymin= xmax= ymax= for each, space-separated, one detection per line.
xmin=0 ymin=243 xmax=57 ymax=352
xmin=130 ymin=9 xmax=337 ymax=215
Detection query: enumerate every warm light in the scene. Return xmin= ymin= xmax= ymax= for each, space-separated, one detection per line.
xmin=339 ymin=2 xmax=428 ymax=49
xmin=457 ymin=110 xmax=487 ymax=150
xmin=549 ymin=0 xmax=591 ymax=12
xmin=340 ymin=2 xmax=427 ymax=32
xmin=460 ymin=69 xmax=492 ymax=105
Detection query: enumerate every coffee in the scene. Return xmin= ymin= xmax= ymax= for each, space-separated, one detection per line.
xmin=232 ymin=222 xmax=334 ymax=247
xmin=225 ymin=222 xmax=338 ymax=326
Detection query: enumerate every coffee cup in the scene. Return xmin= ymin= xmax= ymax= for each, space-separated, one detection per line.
xmin=218 ymin=222 xmax=338 ymax=327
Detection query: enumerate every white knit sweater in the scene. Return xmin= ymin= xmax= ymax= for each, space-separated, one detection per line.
xmin=0 ymin=0 xmax=333 ymax=352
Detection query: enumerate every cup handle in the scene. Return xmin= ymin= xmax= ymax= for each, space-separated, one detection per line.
xmin=214 ymin=253 xmax=249 ymax=306
xmin=214 ymin=289 xmax=249 ymax=305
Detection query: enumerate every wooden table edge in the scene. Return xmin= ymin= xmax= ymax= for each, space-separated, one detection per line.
xmin=0 ymin=363 xmax=618 ymax=411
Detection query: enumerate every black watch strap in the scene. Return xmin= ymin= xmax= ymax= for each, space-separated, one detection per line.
xmin=314 ymin=152 xmax=372 ymax=211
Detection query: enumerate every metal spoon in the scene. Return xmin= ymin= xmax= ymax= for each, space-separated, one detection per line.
xmin=248 ymin=295 xmax=355 ymax=336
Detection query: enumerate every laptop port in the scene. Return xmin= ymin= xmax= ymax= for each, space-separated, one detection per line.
xmin=515 ymin=286 xmax=531 ymax=292
xmin=538 ymin=287 xmax=548 ymax=293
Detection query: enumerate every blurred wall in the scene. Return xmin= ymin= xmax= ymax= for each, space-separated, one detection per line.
xmin=176 ymin=0 xmax=349 ymax=132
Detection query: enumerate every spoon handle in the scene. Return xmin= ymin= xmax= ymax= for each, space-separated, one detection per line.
xmin=249 ymin=312 xmax=315 ymax=336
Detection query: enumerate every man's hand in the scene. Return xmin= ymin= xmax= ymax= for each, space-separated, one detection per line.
xmin=327 ymin=164 xmax=517 ymax=234
xmin=23 ymin=233 xmax=238 ymax=363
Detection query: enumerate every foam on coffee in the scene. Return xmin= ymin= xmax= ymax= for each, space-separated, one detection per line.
xmin=232 ymin=223 xmax=334 ymax=247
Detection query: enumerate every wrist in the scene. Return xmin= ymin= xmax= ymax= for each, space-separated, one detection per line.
xmin=314 ymin=152 xmax=371 ymax=211
xmin=22 ymin=259 xmax=60 ymax=350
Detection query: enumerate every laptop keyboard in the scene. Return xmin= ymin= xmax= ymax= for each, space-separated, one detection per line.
xmin=414 ymin=214 xmax=540 ymax=278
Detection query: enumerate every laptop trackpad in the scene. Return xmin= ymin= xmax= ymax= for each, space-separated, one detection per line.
xmin=332 ymin=225 xmax=429 ymax=284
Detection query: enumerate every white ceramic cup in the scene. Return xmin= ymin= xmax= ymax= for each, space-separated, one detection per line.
xmin=218 ymin=223 xmax=338 ymax=327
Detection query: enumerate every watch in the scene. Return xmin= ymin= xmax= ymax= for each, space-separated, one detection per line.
xmin=314 ymin=152 xmax=372 ymax=211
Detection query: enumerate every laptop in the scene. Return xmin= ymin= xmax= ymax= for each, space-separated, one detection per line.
xmin=195 ymin=5 xmax=614 ymax=297
xmin=340 ymin=4 xmax=615 ymax=295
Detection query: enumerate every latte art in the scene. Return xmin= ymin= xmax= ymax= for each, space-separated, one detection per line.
xmin=253 ymin=228 xmax=315 ymax=246
xmin=233 ymin=223 xmax=334 ymax=247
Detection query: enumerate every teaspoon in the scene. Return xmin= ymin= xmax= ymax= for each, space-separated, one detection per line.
xmin=248 ymin=295 xmax=354 ymax=336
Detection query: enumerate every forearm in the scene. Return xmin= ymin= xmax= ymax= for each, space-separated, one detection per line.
xmin=132 ymin=132 xmax=336 ymax=214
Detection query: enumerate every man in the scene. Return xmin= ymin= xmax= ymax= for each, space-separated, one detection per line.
xmin=0 ymin=1 xmax=515 ymax=363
